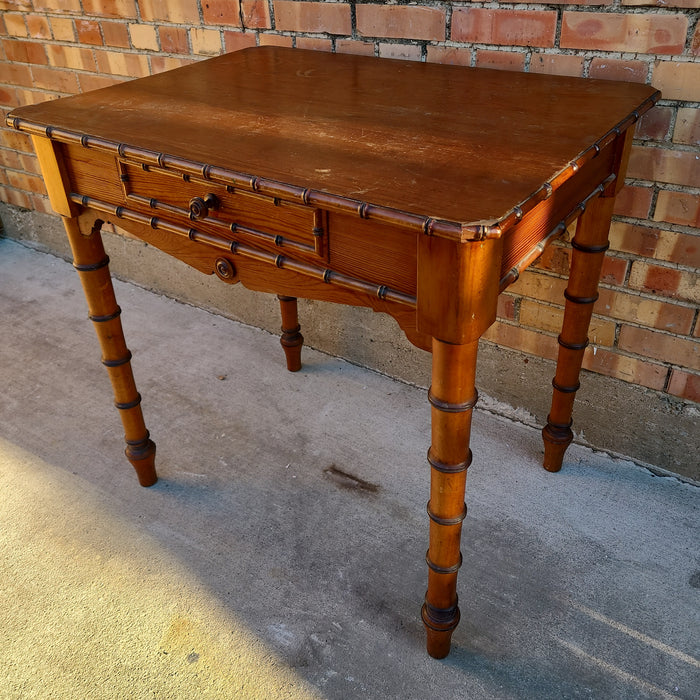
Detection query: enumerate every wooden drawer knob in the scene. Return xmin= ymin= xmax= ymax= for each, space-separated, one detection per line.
xmin=189 ymin=193 xmax=219 ymax=220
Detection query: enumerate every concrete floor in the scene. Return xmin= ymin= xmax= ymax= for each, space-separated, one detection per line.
xmin=0 ymin=236 xmax=698 ymax=699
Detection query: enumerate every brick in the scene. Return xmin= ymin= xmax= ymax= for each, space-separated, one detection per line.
xmin=509 ymin=272 xmax=698 ymax=335
xmin=0 ymin=86 xmax=18 ymax=106
xmin=600 ymin=257 xmax=629 ymax=286
xmin=426 ymin=46 xmax=472 ymax=67
xmin=0 ymin=150 xmax=21 ymax=170
xmin=275 ymin=1 xmax=352 ymax=36
xmin=190 ymin=27 xmax=222 ymax=55
xmin=31 ymin=66 xmax=80 ymax=94
xmin=357 ymin=4 xmax=445 ymax=41
xmin=654 ymin=191 xmax=700 ymax=228
xmin=258 ymin=34 xmax=294 ymax=47
xmin=693 ymin=23 xmax=700 ymax=56
xmin=497 ymin=294 xmax=516 ymax=321
xmin=26 ymin=15 xmax=52 ymax=40
xmin=296 ymin=37 xmax=333 ymax=52
xmin=483 ymin=321 xmax=559 ymax=361
xmin=77 ymin=74 xmax=124 ymax=92
xmin=520 ymin=0 xmax=613 ymax=4
xmin=613 ymin=185 xmax=652 ymax=219
xmin=667 ymin=369 xmax=700 ymax=403
xmin=532 ymin=243 xmax=627 ymax=286
xmin=2 ymin=39 xmax=48 ymax=65
xmin=597 ymin=286 xmax=695 ymax=334
xmin=47 ymin=45 xmax=95 ymax=72
xmin=16 ymin=87 xmax=58 ymax=105
xmin=635 ymin=106 xmax=672 ymax=141
xmin=50 ymin=17 xmax=75 ymax=42
xmin=139 ymin=0 xmax=199 ymax=24
xmin=241 ymin=0 xmax=270 ymax=29
xmin=378 ymin=43 xmax=422 ymax=62
xmin=619 ymin=325 xmax=700 ymax=371
xmin=101 ymin=22 xmax=130 ymax=48
xmin=520 ymin=298 xmax=616 ymax=346
xmin=622 ymin=0 xmax=700 ymax=6
xmin=589 ymin=58 xmax=648 ymax=83
xmin=453 ymin=8 xmax=557 ymax=47
xmin=335 ymin=39 xmax=375 ymax=57
xmin=7 ymin=169 xmax=45 ymax=194
xmin=0 ymin=153 xmax=20 ymax=176
xmin=32 ymin=0 xmax=81 ymax=11
xmin=130 ymin=24 xmax=159 ymax=51
xmin=674 ymin=108 xmax=700 ymax=146
xmin=0 ymin=62 xmax=33 ymax=88
xmin=653 ymin=61 xmax=700 ymax=102
xmin=510 ymin=270 xmax=567 ymax=305
xmin=628 ymin=146 xmax=700 ymax=189
xmin=0 ymin=0 xmax=32 ymax=9
xmin=18 ymin=152 xmax=40 ymax=174
xmin=83 ymin=0 xmax=138 ymax=18
xmin=202 ymin=0 xmax=242 ymax=27
xmin=629 ymin=261 xmax=700 ymax=305
xmin=222 ymin=30 xmax=257 ymax=53
xmin=529 ymin=53 xmax=584 ymax=77
xmin=159 ymin=26 xmax=189 ymax=54
xmin=1 ymin=187 xmax=33 ymax=209
xmin=150 ymin=56 xmax=197 ymax=74
xmin=94 ymin=50 xmax=149 ymax=77
xmin=0 ymin=128 xmax=32 ymax=152
xmin=609 ymin=222 xmax=700 ymax=268
xmin=582 ymin=347 xmax=667 ymax=390
xmin=561 ymin=12 xmax=687 ymax=54
xmin=4 ymin=13 xmax=27 ymax=37
xmin=476 ymin=49 xmax=526 ymax=72
xmin=75 ymin=19 xmax=103 ymax=46
xmin=32 ymin=194 xmax=54 ymax=215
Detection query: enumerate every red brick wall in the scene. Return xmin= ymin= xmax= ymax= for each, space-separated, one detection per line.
xmin=1 ymin=1 xmax=698 ymax=404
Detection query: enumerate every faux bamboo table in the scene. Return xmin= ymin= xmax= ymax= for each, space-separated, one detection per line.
xmin=7 ymin=47 xmax=659 ymax=659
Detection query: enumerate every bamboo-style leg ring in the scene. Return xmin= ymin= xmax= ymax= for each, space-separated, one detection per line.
xmin=65 ymin=216 xmax=157 ymax=487
xmin=543 ymin=194 xmax=615 ymax=472
xmin=277 ymin=295 xmax=304 ymax=372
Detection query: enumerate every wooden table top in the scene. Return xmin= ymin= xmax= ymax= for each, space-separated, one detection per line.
xmin=9 ymin=47 xmax=658 ymax=234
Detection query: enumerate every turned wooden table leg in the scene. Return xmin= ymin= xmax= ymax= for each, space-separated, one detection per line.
xmin=542 ymin=194 xmax=616 ymax=472
xmin=64 ymin=216 xmax=157 ymax=487
xmin=422 ymin=338 xmax=478 ymax=658
xmin=277 ymin=295 xmax=304 ymax=372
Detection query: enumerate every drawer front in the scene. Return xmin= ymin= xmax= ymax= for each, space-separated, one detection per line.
xmin=119 ymin=160 xmax=327 ymax=262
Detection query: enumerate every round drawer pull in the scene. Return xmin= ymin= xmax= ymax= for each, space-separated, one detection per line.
xmin=214 ymin=257 xmax=236 ymax=281
xmin=189 ymin=193 xmax=219 ymax=220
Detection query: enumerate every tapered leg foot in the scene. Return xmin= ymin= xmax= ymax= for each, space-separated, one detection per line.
xmin=542 ymin=420 xmax=573 ymax=472
xmin=422 ymin=602 xmax=460 ymax=659
xmin=126 ymin=436 xmax=158 ymax=487
xmin=64 ymin=216 xmax=158 ymax=486
xmin=277 ymin=295 xmax=304 ymax=372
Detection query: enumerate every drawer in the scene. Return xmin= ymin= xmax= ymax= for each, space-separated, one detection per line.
xmin=118 ymin=160 xmax=327 ymax=262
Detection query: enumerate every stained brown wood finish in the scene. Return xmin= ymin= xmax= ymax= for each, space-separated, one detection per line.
xmin=64 ymin=216 xmax=157 ymax=487
xmin=277 ymin=295 xmax=304 ymax=372
xmin=7 ymin=47 xmax=659 ymax=659
xmin=423 ymin=338 xmax=479 ymax=658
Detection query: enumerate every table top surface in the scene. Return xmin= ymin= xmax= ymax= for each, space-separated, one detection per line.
xmin=9 ymin=47 xmax=659 ymax=230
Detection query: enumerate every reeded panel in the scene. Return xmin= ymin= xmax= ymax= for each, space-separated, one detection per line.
xmin=328 ymin=212 xmax=418 ymax=296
